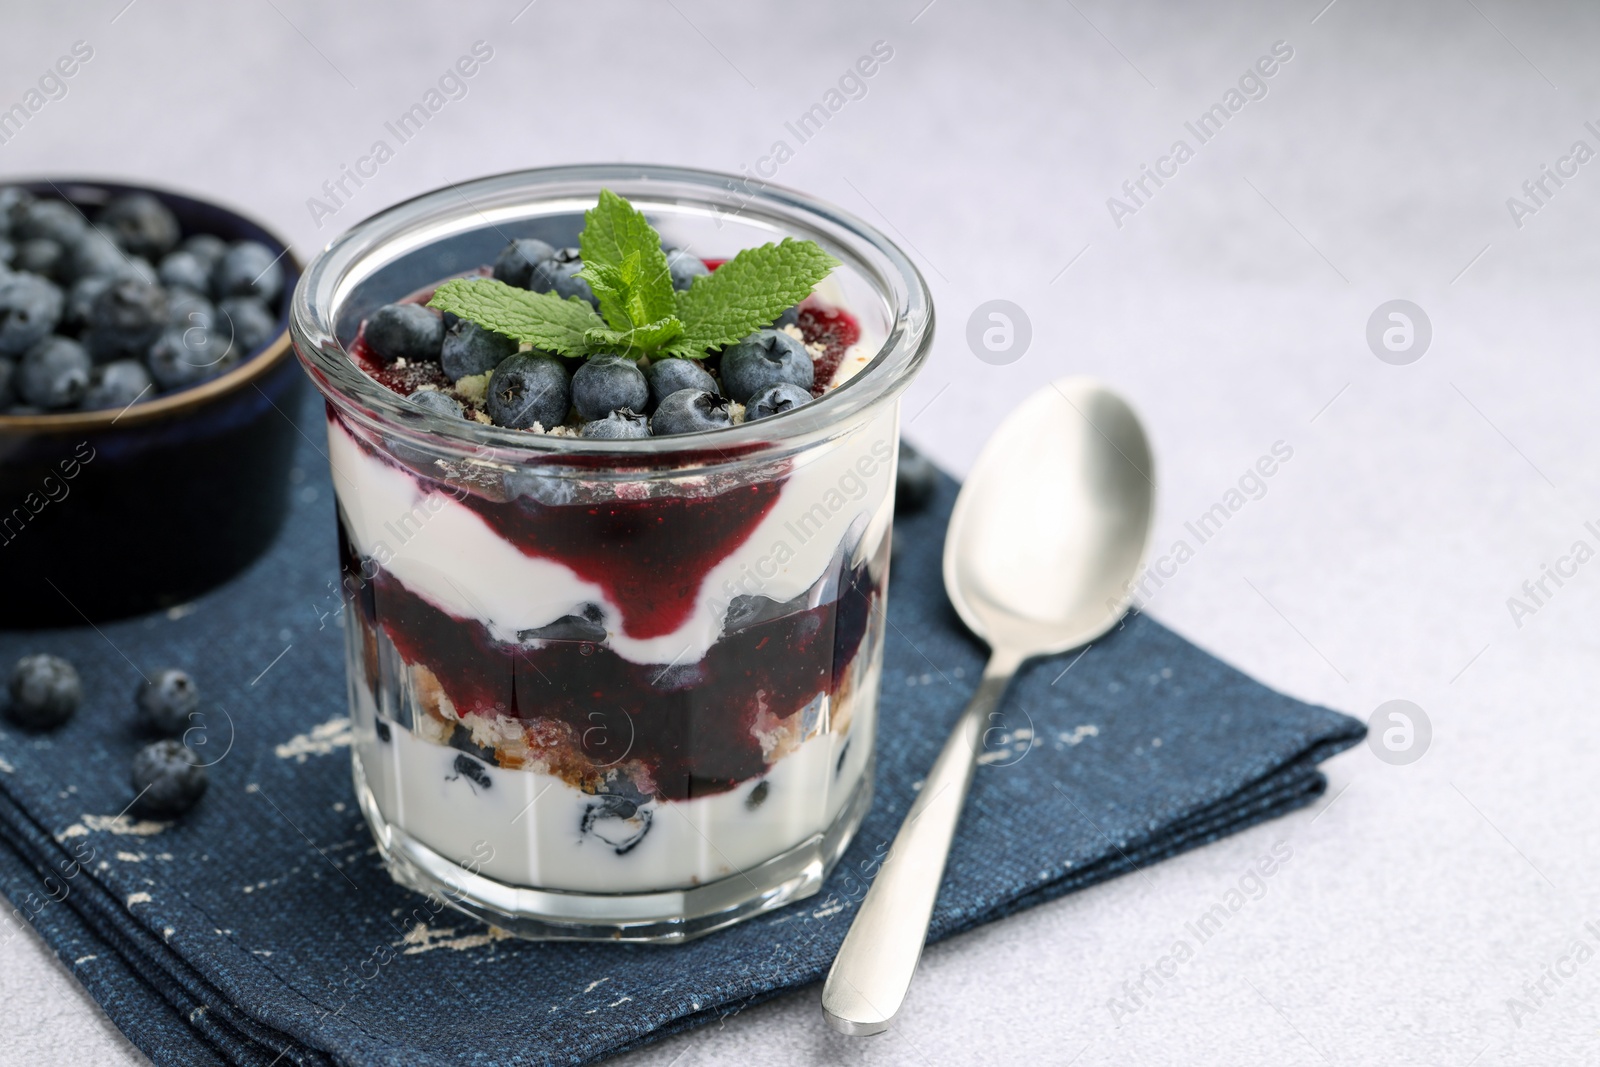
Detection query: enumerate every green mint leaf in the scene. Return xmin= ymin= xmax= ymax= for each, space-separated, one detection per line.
xmin=584 ymin=316 xmax=683 ymax=356
xmin=427 ymin=278 xmax=603 ymax=357
xmin=578 ymin=252 xmax=672 ymax=338
xmin=580 ymin=189 xmax=676 ymax=327
xmin=657 ymin=336 xmax=705 ymax=360
xmin=674 ymin=238 xmax=839 ymax=354
xmin=577 ymin=260 xmax=632 ymax=334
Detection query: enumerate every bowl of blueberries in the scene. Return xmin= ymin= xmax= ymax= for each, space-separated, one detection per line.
xmin=0 ymin=180 xmax=302 ymax=626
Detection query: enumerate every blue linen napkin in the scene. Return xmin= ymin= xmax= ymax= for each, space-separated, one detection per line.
xmin=0 ymin=388 xmax=1363 ymax=1067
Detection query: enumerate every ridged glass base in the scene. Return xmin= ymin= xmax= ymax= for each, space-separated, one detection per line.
xmin=353 ymin=752 xmax=873 ymax=943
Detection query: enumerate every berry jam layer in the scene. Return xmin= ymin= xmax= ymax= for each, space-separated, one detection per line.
xmin=450 ymin=480 xmax=784 ymax=641
xmin=341 ymin=525 xmax=884 ymax=802
xmin=328 ymin=405 xmax=898 ymax=668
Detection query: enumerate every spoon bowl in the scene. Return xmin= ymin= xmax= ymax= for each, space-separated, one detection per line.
xmin=822 ymin=377 xmax=1155 ymax=1036
xmin=944 ymin=378 xmax=1155 ymax=657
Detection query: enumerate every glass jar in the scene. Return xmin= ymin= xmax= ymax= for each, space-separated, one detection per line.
xmin=291 ymin=165 xmax=933 ymax=941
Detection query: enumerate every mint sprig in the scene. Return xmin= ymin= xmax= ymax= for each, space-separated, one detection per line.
xmin=427 ymin=188 xmax=839 ymax=363
xmin=667 ymin=238 xmax=840 ymax=357
xmin=426 ymin=278 xmax=601 ymax=357
xmin=579 ymin=189 xmax=677 ymax=330
xmin=585 ymin=317 xmax=683 ymax=353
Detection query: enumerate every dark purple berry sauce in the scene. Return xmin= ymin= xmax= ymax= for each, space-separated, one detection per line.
xmin=340 ymin=517 xmax=885 ymax=802
xmin=454 ymin=482 xmax=782 ymax=640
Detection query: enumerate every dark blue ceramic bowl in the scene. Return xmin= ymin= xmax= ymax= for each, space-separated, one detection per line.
xmin=0 ymin=179 xmax=302 ymax=626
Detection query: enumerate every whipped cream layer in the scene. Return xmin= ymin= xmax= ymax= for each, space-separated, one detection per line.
xmin=351 ymin=655 xmax=880 ymax=893
xmin=329 ymin=405 xmax=898 ymax=667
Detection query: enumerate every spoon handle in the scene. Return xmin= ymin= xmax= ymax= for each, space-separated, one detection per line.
xmin=821 ymin=648 xmax=1024 ymax=1036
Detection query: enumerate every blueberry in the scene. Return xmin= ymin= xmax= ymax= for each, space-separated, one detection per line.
xmin=519 ymin=604 xmax=608 ymax=642
xmin=407 ymin=388 xmax=464 ymax=418
xmin=571 ymin=353 xmax=647 ymax=420
xmin=130 ymin=739 xmax=207 ymax=817
xmin=485 ymin=352 xmax=570 ymax=430
xmin=135 ymin=669 xmax=200 ymax=736
xmin=896 ymin=441 xmax=938 ymax=513
xmin=65 ymin=232 xmax=132 ymax=284
xmin=492 ymin=237 xmax=557 ymax=290
xmin=166 ymin=289 xmax=216 ymax=333
xmin=448 ymin=753 xmax=491 ymax=791
xmin=122 ymin=257 xmax=157 ymax=285
xmin=212 ymin=240 xmax=282 ymax=303
xmin=64 ymin=275 xmax=111 ymax=332
xmin=18 ymin=336 xmax=90 ymax=409
xmin=718 ymin=329 xmax=814 ymax=403
xmin=159 ymin=294 xmax=223 ymax=376
xmin=86 ymin=278 xmax=168 ymax=362
xmin=14 ymin=200 xmax=86 ymax=247
xmin=0 ymin=187 xmax=34 ymax=236
xmin=92 ymin=275 xmax=168 ymax=347
xmin=644 ymin=357 xmax=715 ymax=410
xmin=650 ymin=388 xmax=731 ymax=436
xmin=724 ymin=590 xmax=809 ymax=631
xmin=6 ymin=654 xmax=81 ymax=730
xmin=82 ymin=359 xmax=153 ymax=410
xmin=96 ymin=194 xmax=180 ymax=260
xmin=773 ymin=305 xmax=801 ymax=330
xmin=663 ymin=247 xmax=709 ymax=291
xmin=179 ymin=234 xmax=228 ymax=272
xmin=746 ymin=381 xmax=813 ymax=421
xmin=580 ymin=407 xmax=649 ymax=439
xmin=363 ymin=303 xmax=443 ymax=364
xmin=216 ymin=296 xmax=277 ymax=357
xmin=531 ymin=247 xmax=596 ymax=306
xmin=0 ymin=273 xmax=64 ymax=357
xmin=14 ymin=238 xmax=64 ymax=280
xmin=147 ymin=328 xmax=221 ymax=391
xmin=157 ymin=250 xmax=212 ymax=294
xmin=580 ymin=794 xmax=652 ymax=854
xmin=440 ymin=319 xmax=516 ymax=380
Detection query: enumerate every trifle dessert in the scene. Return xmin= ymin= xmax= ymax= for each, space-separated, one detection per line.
xmin=292 ymin=167 xmax=932 ymax=940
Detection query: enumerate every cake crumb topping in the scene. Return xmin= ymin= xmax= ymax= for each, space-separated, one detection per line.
xmin=454 ymin=372 xmax=491 ymax=405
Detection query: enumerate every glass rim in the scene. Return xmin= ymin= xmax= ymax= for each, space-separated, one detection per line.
xmin=290 ymin=163 xmax=935 ymax=462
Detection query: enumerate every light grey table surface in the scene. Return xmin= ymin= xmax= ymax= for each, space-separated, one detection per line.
xmin=3 ymin=1 xmax=1599 ymax=1063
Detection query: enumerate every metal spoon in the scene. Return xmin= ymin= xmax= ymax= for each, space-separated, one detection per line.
xmin=821 ymin=377 xmax=1155 ymax=1036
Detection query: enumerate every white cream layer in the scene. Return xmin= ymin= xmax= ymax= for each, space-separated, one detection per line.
xmin=351 ymin=665 xmax=879 ymax=892
xmin=329 ymin=404 xmax=898 ymax=666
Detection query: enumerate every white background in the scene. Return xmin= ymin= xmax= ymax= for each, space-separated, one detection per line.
xmin=3 ymin=0 xmax=1600 ymax=1063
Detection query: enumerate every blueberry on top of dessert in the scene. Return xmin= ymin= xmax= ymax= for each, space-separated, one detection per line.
xmin=349 ymin=189 xmax=865 ymax=437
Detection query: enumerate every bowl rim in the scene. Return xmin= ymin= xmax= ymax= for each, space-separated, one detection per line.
xmin=291 ymin=163 xmax=935 ymax=461
xmin=0 ymin=176 xmax=300 ymax=436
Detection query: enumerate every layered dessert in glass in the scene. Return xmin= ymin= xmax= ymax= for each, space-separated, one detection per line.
xmin=291 ymin=166 xmax=932 ymax=941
